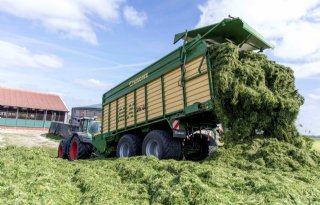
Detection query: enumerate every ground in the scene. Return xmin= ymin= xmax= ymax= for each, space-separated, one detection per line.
xmin=0 ymin=129 xmax=319 ymax=204
xmin=0 ymin=128 xmax=58 ymax=148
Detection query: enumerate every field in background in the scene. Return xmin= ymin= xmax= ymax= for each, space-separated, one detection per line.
xmin=313 ymin=138 xmax=320 ymax=152
xmin=0 ymin=129 xmax=319 ymax=204
xmin=0 ymin=129 xmax=58 ymax=148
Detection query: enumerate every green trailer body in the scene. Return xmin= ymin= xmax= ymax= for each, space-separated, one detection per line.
xmin=92 ymin=17 xmax=273 ymax=156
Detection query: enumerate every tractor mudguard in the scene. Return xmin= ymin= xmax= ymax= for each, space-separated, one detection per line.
xmin=72 ymin=132 xmax=92 ymax=144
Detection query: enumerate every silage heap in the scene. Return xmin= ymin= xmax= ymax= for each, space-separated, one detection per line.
xmin=209 ymin=43 xmax=304 ymax=143
xmin=204 ymin=43 xmax=320 ymax=173
xmin=1 ymin=146 xmax=319 ymax=204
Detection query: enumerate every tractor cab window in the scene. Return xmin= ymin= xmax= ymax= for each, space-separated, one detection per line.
xmin=79 ymin=119 xmax=88 ymax=132
xmin=88 ymin=121 xmax=101 ymax=135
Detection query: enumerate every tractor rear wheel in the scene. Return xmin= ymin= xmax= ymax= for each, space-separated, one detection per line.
xmin=68 ymin=136 xmax=92 ymax=161
xmin=58 ymin=139 xmax=69 ymax=159
xmin=184 ymin=134 xmax=211 ymax=161
xmin=116 ymin=134 xmax=142 ymax=158
xmin=142 ymin=130 xmax=181 ymax=160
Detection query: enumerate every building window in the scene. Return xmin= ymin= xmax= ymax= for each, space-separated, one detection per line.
xmin=46 ymin=111 xmax=52 ymax=121
xmin=18 ymin=108 xmax=28 ymax=119
xmin=27 ymin=109 xmax=36 ymax=120
xmin=7 ymin=107 xmax=17 ymax=119
xmin=52 ymin=112 xmax=57 ymax=121
xmin=0 ymin=106 xmax=7 ymax=118
xmin=58 ymin=112 xmax=65 ymax=122
xmin=36 ymin=110 xmax=44 ymax=121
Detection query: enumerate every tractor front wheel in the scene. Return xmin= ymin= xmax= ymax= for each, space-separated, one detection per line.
xmin=58 ymin=139 xmax=69 ymax=159
xmin=68 ymin=136 xmax=92 ymax=161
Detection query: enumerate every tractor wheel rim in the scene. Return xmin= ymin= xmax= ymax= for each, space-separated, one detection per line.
xmin=119 ymin=143 xmax=130 ymax=157
xmin=70 ymin=141 xmax=78 ymax=160
xmin=58 ymin=145 xmax=63 ymax=157
xmin=146 ymin=140 xmax=159 ymax=157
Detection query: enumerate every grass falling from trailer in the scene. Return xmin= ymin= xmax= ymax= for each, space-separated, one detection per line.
xmin=209 ymin=43 xmax=304 ymax=143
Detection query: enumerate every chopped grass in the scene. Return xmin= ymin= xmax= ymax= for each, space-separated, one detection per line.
xmin=40 ymin=133 xmax=62 ymax=142
xmin=210 ymin=43 xmax=303 ymax=143
xmin=0 ymin=140 xmax=319 ymax=204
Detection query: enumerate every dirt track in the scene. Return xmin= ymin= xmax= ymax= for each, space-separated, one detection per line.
xmin=0 ymin=128 xmax=58 ymax=148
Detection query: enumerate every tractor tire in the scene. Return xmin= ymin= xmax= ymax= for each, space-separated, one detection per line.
xmin=58 ymin=139 xmax=69 ymax=159
xmin=142 ymin=130 xmax=181 ymax=160
xmin=68 ymin=136 xmax=93 ymax=161
xmin=116 ymin=134 xmax=142 ymax=158
xmin=184 ymin=134 xmax=210 ymax=161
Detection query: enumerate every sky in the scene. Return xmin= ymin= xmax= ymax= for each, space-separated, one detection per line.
xmin=0 ymin=0 xmax=319 ymax=135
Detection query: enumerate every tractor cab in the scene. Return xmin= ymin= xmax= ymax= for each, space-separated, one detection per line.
xmin=174 ymin=17 xmax=273 ymax=52
xmin=78 ymin=117 xmax=101 ymax=136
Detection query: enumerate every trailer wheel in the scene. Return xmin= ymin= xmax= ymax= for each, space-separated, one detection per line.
xmin=142 ymin=130 xmax=181 ymax=160
xmin=68 ymin=136 xmax=92 ymax=161
xmin=116 ymin=134 xmax=142 ymax=158
xmin=184 ymin=134 xmax=210 ymax=161
xmin=58 ymin=139 xmax=69 ymax=159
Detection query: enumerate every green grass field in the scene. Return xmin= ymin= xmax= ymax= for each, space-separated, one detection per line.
xmin=313 ymin=138 xmax=320 ymax=152
xmin=0 ymin=137 xmax=319 ymax=205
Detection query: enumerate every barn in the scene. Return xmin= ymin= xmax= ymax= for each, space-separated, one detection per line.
xmin=0 ymin=87 xmax=68 ymax=128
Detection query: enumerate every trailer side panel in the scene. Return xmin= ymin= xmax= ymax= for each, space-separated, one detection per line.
xmin=147 ymin=78 xmax=163 ymax=120
xmin=136 ymin=86 xmax=146 ymax=124
xmin=185 ymin=56 xmax=210 ymax=106
xmin=117 ymin=97 xmax=125 ymax=129
xmin=126 ymin=91 xmax=135 ymax=127
xmin=110 ymin=101 xmax=116 ymax=131
xmin=164 ymin=67 xmax=183 ymax=114
xmin=102 ymin=104 xmax=109 ymax=133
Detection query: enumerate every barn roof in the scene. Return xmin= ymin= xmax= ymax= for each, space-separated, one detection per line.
xmin=0 ymin=87 xmax=68 ymax=112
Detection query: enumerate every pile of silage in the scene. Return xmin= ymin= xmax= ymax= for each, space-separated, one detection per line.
xmin=0 ymin=146 xmax=320 ymax=205
xmin=206 ymin=138 xmax=320 ymax=171
xmin=209 ymin=43 xmax=304 ymax=143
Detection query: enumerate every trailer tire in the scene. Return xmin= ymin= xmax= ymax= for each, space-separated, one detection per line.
xmin=68 ymin=136 xmax=93 ymax=161
xmin=116 ymin=134 xmax=142 ymax=158
xmin=142 ymin=130 xmax=181 ymax=160
xmin=184 ymin=134 xmax=210 ymax=161
xmin=58 ymin=139 xmax=69 ymax=159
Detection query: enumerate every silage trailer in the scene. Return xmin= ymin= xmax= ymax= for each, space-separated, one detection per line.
xmin=58 ymin=17 xmax=273 ymax=161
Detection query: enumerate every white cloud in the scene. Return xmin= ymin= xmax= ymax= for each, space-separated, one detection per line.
xmin=285 ymin=61 xmax=320 ymax=78
xmin=0 ymin=0 xmax=125 ymax=44
xmin=123 ymin=6 xmax=147 ymax=27
xmin=196 ymin=0 xmax=320 ymax=79
xmin=74 ymin=78 xmax=113 ymax=90
xmin=0 ymin=40 xmax=63 ymax=69
xmin=309 ymin=93 xmax=320 ymax=100
xmin=307 ymin=88 xmax=320 ymax=100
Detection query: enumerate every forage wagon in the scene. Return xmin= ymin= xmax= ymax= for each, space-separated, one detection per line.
xmin=58 ymin=17 xmax=273 ymax=161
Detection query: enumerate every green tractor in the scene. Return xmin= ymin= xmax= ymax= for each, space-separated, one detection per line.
xmin=58 ymin=117 xmax=101 ymax=160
